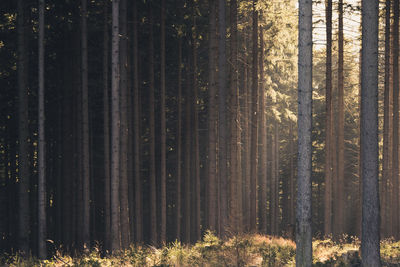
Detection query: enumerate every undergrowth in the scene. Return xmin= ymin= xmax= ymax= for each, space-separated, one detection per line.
xmin=2 ymin=232 xmax=400 ymax=266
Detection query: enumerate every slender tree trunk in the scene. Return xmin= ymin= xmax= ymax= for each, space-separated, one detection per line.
xmin=184 ymin=66 xmax=192 ymax=243
xmin=207 ymin=0 xmax=218 ymax=233
xmin=382 ymin=0 xmax=391 ymax=238
xmin=289 ymin=122 xmax=295 ymax=238
xmin=176 ymin=34 xmax=182 ymax=240
xmin=81 ymin=0 xmax=90 ymax=247
xmin=38 ymin=0 xmax=46 ymax=259
xmin=133 ymin=0 xmax=142 ymax=243
xmin=249 ymin=1 xmax=258 ymax=232
xmin=229 ymin=0 xmax=240 ymax=233
xmin=218 ymin=0 xmax=228 ymax=236
xmin=296 ymin=0 xmax=312 ymax=264
xmin=102 ymin=0 xmax=111 ymax=250
xmin=271 ymin=121 xmax=277 ymax=235
xmin=361 ymin=0 xmax=380 ymax=264
xmin=335 ymin=0 xmax=345 ymax=238
xmin=149 ymin=8 xmax=157 ymax=246
xmin=192 ymin=14 xmax=201 ymax=242
xmin=244 ymin=61 xmax=251 ymax=231
xmin=324 ymin=0 xmax=332 ymax=237
xmin=17 ymin=0 xmax=30 ymax=254
xmin=110 ymin=0 xmax=121 ymax=252
xmin=119 ymin=0 xmax=130 ymax=248
xmin=392 ymin=0 xmax=399 ymax=240
xmin=160 ymin=0 xmax=167 ymax=244
xmin=258 ymin=23 xmax=267 ymax=234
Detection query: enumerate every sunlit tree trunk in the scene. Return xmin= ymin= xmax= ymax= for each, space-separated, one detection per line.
xmin=38 ymin=0 xmax=46 ymax=259
xmin=360 ymin=0 xmax=380 ymax=264
xmin=296 ymin=0 xmax=312 ymax=264
xmin=17 ymin=0 xmax=30 ymax=254
xmin=324 ymin=0 xmax=332 ymax=237
xmin=249 ymin=0 xmax=258 ymax=232
xmin=110 ymin=0 xmax=121 ymax=251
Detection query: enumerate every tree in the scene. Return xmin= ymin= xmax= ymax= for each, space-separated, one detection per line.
xmin=249 ymin=0 xmax=258 ymax=232
xmin=296 ymin=0 xmax=312 ymax=265
xmin=102 ymin=0 xmax=111 ymax=250
xmin=324 ymin=0 xmax=332 ymax=237
xmin=207 ymin=0 xmax=218 ymax=233
xmin=176 ymin=30 xmax=183 ymax=240
xmin=360 ymin=0 xmax=380 ymax=264
xmin=119 ymin=0 xmax=130 ymax=248
xmin=17 ymin=0 xmax=30 ymax=254
xmin=111 ymin=0 xmax=121 ymax=252
xmin=218 ymin=0 xmax=228 ymax=236
xmin=392 ymin=0 xmax=399 ymax=240
xmin=160 ymin=0 xmax=167 ymax=244
xmin=38 ymin=0 xmax=46 ymax=259
xmin=81 ymin=0 xmax=90 ymax=247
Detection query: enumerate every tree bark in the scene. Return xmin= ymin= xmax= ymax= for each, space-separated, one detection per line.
xmin=249 ymin=0 xmax=258 ymax=232
xmin=184 ymin=66 xmax=192 ymax=243
xmin=361 ymin=0 xmax=380 ymax=264
xmin=17 ymin=0 xmax=30 ymax=254
xmin=176 ymin=34 xmax=183 ymax=240
xmin=207 ymin=0 xmax=218 ymax=233
xmin=111 ymin=0 xmax=121 ymax=251
xmin=38 ymin=0 xmax=46 ymax=259
xmin=324 ymin=0 xmax=332 ymax=237
xmin=296 ymin=0 xmax=312 ymax=264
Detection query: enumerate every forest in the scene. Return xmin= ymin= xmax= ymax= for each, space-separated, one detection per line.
xmin=1 ymin=0 xmax=400 ymax=265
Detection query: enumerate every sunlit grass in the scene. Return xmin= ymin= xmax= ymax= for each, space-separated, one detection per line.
xmin=3 ymin=233 xmax=400 ymax=266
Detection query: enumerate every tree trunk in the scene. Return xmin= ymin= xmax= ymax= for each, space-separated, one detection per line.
xmin=392 ymin=0 xmax=399 ymax=240
xmin=119 ymin=0 xmax=130 ymax=248
xmin=111 ymin=0 xmax=121 ymax=251
xmin=296 ymin=0 xmax=312 ymax=264
xmin=184 ymin=66 xmax=192 ymax=243
xmin=382 ymin=0 xmax=391 ymax=238
xmin=249 ymin=0 xmax=258 ymax=232
xmin=148 ymin=8 xmax=157 ymax=246
xmin=336 ymin=0 xmax=345 ymax=238
xmin=102 ymin=0 xmax=111 ymax=250
xmin=81 ymin=0 xmax=90 ymax=247
xmin=361 ymin=0 xmax=381 ymax=264
xmin=218 ymin=0 xmax=228 ymax=236
xmin=207 ymin=0 xmax=218 ymax=233
xmin=38 ymin=0 xmax=46 ymax=259
xmin=324 ymin=0 xmax=332 ymax=237
xmin=160 ymin=0 xmax=167 ymax=244
xmin=176 ymin=34 xmax=183 ymax=240
xmin=133 ymin=0 xmax=142 ymax=243
xmin=258 ymin=23 xmax=267 ymax=234
xmin=17 ymin=0 xmax=30 ymax=254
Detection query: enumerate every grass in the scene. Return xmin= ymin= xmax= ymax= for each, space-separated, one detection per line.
xmin=2 ymin=232 xmax=400 ymax=266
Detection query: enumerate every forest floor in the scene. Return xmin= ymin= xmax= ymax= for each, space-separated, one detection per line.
xmin=2 ymin=231 xmax=400 ymax=266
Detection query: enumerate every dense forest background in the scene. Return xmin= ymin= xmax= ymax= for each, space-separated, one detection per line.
xmin=0 ymin=0 xmax=395 ymax=261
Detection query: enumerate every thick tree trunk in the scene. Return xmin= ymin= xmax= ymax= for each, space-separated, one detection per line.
xmin=17 ymin=0 xmax=30 ymax=254
xmin=207 ymin=0 xmax=218 ymax=233
xmin=296 ymin=0 xmax=312 ymax=264
xmin=360 ymin=0 xmax=380 ymax=264
xmin=111 ymin=0 xmax=121 ymax=252
xmin=38 ymin=0 xmax=46 ymax=259
xmin=324 ymin=0 xmax=332 ymax=237
xmin=133 ymin=0 xmax=142 ymax=243
xmin=160 ymin=0 xmax=167 ymax=244
xmin=249 ymin=1 xmax=258 ymax=232
xmin=119 ymin=0 xmax=130 ymax=248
